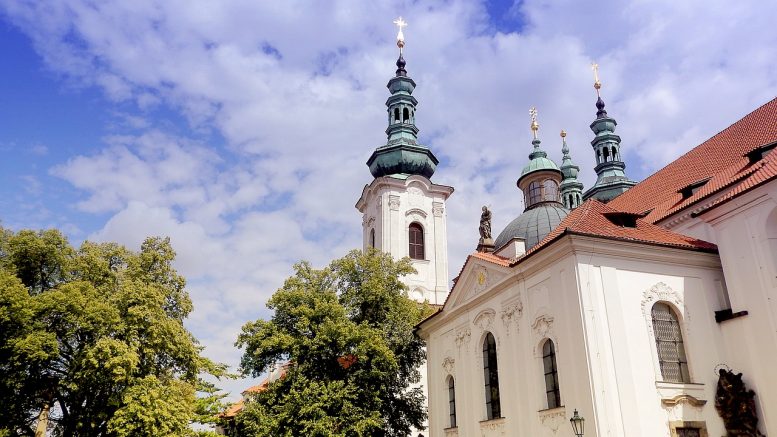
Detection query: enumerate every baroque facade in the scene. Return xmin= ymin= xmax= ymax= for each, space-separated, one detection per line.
xmin=357 ymin=22 xmax=777 ymax=437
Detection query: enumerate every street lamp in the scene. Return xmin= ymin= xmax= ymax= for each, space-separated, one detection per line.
xmin=570 ymin=409 xmax=584 ymax=437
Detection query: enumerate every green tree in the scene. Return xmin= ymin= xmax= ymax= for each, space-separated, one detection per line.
xmin=235 ymin=249 xmax=433 ymax=436
xmin=0 ymin=227 xmax=227 ymax=436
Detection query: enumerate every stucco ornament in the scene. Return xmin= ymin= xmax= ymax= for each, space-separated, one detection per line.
xmin=474 ymin=266 xmax=489 ymax=293
xmin=433 ymin=201 xmax=445 ymax=217
xmin=389 ymin=195 xmax=401 ymax=210
xmin=538 ymin=407 xmax=566 ymax=433
xmin=366 ymin=217 xmax=375 ymax=228
xmin=442 ymin=356 xmax=455 ymax=375
xmin=532 ymin=314 xmax=554 ymax=338
xmin=641 ymin=282 xmax=684 ymax=313
xmin=501 ymin=298 xmax=523 ymax=334
xmin=454 ymin=326 xmax=471 ymax=348
xmin=473 ymin=309 xmax=496 ymax=331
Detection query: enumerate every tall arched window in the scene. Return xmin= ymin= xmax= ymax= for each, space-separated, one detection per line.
xmin=408 ymin=223 xmax=424 ymax=260
xmin=394 ymin=108 xmax=400 ymax=123
xmin=483 ymin=333 xmax=501 ymax=420
xmin=403 ymin=107 xmax=410 ymax=122
xmin=652 ymin=302 xmax=690 ymax=382
xmin=369 ymin=228 xmax=376 ymax=248
xmin=603 ymin=147 xmax=610 ymax=162
xmin=447 ymin=376 xmax=457 ymax=428
xmin=542 ymin=339 xmax=561 ymax=409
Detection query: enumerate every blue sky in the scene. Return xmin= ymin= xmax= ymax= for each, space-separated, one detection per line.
xmin=1 ymin=0 xmax=776 ymax=398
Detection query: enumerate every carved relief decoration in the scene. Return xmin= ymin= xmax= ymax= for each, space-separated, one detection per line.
xmin=408 ymin=187 xmax=423 ymax=207
xmin=501 ymin=298 xmax=523 ymax=334
xmin=473 ymin=309 xmax=496 ymax=331
xmin=715 ymin=369 xmax=765 ymax=436
xmin=405 ymin=208 xmax=427 ymax=218
xmin=641 ymin=281 xmax=690 ymax=349
xmin=479 ymin=417 xmax=506 ymax=436
xmin=532 ymin=314 xmax=554 ymax=338
xmin=661 ymin=394 xmax=707 ymax=409
xmin=454 ymin=326 xmax=471 ymax=349
xmin=538 ymin=408 xmax=566 ymax=434
xmin=432 ymin=201 xmax=445 ymax=217
xmin=474 ymin=266 xmax=489 ymax=293
xmin=442 ymin=356 xmax=455 ymax=375
xmin=367 ymin=217 xmax=375 ymax=228
xmin=388 ymin=195 xmax=401 ymax=211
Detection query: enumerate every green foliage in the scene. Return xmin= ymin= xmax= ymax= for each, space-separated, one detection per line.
xmin=0 ymin=227 xmax=228 ymax=436
xmin=234 ymin=249 xmax=434 ymax=436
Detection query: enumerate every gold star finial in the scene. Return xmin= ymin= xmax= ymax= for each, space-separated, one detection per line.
xmin=529 ymin=107 xmax=539 ymax=139
xmin=591 ymin=62 xmax=601 ymax=96
xmin=393 ymin=17 xmax=408 ymax=50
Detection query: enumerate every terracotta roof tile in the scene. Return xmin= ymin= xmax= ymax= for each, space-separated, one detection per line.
xmin=516 ymin=199 xmax=717 ymax=261
xmin=470 ymin=251 xmax=511 ymax=266
xmin=609 ymin=97 xmax=777 ymax=222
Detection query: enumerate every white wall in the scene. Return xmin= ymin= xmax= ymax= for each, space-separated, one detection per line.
xmin=421 ymin=235 xmax=731 ymax=437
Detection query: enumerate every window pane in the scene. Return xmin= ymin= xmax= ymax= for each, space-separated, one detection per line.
xmin=652 ymin=303 xmax=690 ymax=382
xmin=483 ymin=333 xmax=501 ymax=419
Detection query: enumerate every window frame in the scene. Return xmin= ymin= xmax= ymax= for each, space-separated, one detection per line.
xmin=408 ymin=222 xmax=425 ymax=260
xmin=447 ymin=375 xmax=457 ymax=428
xmin=482 ymin=332 xmax=502 ymax=420
xmin=651 ymin=302 xmax=691 ymax=383
xmin=542 ymin=339 xmax=561 ymax=409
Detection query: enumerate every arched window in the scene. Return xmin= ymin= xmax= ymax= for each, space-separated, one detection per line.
xmin=542 ymin=339 xmax=561 ymax=409
xmin=652 ymin=302 xmax=690 ymax=383
xmin=403 ymin=107 xmax=410 ymax=122
xmin=543 ymin=179 xmax=559 ymax=202
xmin=483 ymin=333 xmax=501 ymax=420
xmin=447 ymin=376 xmax=457 ymax=428
xmin=527 ymin=181 xmax=543 ymax=205
xmin=603 ymin=147 xmax=610 ymax=162
xmin=408 ymin=223 xmax=424 ymax=260
xmin=394 ymin=108 xmax=400 ymax=122
xmin=596 ymin=149 xmax=602 ymax=164
xmin=369 ymin=228 xmax=376 ymax=248
xmin=611 ymin=146 xmax=618 ymax=161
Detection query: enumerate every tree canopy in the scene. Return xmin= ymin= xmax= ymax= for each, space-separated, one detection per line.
xmin=0 ymin=227 xmax=226 ymax=436
xmin=234 ymin=249 xmax=434 ymax=437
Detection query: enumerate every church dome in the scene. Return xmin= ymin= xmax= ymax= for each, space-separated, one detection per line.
xmin=494 ymin=204 xmax=569 ymax=250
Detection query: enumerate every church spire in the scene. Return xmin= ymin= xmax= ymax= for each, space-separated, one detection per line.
xmin=582 ymin=63 xmax=637 ymax=203
xmin=366 ymin=17 xmax=438 ymax=179
xmin=559 ymin=130 xmax=584 ymax=209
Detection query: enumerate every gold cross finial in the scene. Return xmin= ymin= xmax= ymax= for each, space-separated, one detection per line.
xmin=393 ymin=17 xmax=407 ymax=50
xmin=591 ymin=62 xmax=601 ymax=96
xmin=529 ymin=107 xmax=539 ymax=139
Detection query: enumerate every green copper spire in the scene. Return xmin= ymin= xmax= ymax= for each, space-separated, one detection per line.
xmin=518 ymin=107 xmax=561 ymax=185
xmin=559 ymin=130 xmax=584 ymax=209
xmin=582 ymin=64 xmax=636 ymax=203
xmin=366 ymin=18 xmax=438 ymax=179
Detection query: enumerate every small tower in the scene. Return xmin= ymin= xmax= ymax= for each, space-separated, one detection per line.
xmin=494 ymin=108 xmax=569 ymax=251
xmin=582 ymin=63 xmax=637 ymax=203
xmin=559 ymin=130 xmax=584 ymax=209
xmin=355 ymin=17 xmax=453 ymax=306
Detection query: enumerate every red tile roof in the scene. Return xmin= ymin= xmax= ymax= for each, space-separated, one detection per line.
xmin=517 ymin=199 xmax=717 ymax=261
xmin=470 ymin=251 xmax=511 ymax=266
xmin=609 ymin=97 xmax=777 ymax=223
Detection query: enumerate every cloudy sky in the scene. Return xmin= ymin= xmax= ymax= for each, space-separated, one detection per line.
xmin=1 ymin=0 xmax=775 ymax=398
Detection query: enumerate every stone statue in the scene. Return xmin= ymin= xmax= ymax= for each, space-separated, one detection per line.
xmin=479 ymin=206 xmax=492 ymax=242
xmin=715 ymin=368 xmax=764 ymax=436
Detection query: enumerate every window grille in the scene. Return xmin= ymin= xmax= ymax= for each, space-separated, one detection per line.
xmin=651 ymin=302 xmax=690 ymax=383
xmin=482 ymin=333 xmax=501 ymax=420
xmin=408 ymin=223 xmax=424 ymax=260
xmin=447 ymin=376 xmax=456 ymax=428
xmin=676 ymin=428 xmax=701 ymax=437
xmin=542 ymin=339 xmax=561 ymax=409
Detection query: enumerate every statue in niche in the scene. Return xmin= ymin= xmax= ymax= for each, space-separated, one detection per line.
xmin=715 ymin=368 xmax=764 ymax=436
xmin=477 ymin=206 xmax=495 ymax=252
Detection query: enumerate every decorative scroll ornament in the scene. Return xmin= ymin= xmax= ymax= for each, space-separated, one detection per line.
xmin=454 ymin=327 xmax=471 ymax=348
xmin=661 ymin=394 xmax=707 ymax=409
xmin=715 ymin=368 xmax=764 ymax=436
xmin=473 ymin=309 xmax=496 ymax=331
xmin=388 ymin=195 xmax=401 ymax=210
xmin=641 ymin=282 xmax=684 ymax=313
xmin=532 ymin=314 xmax=554 ymax=338
xmin=442 ymin=356 xmax=455 ymax=374
xmin=432 ymin=202 xmax=444 ymax=217
xmin=501 ymin=299 xmax=523 ymax=334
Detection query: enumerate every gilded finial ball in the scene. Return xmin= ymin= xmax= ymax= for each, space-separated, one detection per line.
xmin=560 ymin=129 xmax=567 ymax=138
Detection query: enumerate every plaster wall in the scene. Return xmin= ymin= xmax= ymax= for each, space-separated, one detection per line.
xmin=358 ymin=175 xmax=451 ymax=306
xmin=421 ymin=238 xmax=730 ymax=437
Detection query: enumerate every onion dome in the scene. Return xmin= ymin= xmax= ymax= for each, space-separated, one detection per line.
xmin=366 ymin=19 xmax=438 ymax=179
xmin=559 ymin=130 xmax=584 ymax=210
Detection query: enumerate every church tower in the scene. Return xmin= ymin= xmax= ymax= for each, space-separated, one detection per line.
xmin=559 ymin=130 xmax=584 ymax=209
xmin=355 ymin=18 xmax=453 ymax=306
xmin=582 ymin=64 xmax=637 ymax=202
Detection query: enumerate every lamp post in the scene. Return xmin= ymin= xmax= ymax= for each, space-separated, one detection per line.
xmin=570 ymin=409 xmax=584 ymax=437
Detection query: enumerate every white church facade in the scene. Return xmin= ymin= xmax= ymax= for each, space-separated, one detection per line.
xmin=357 ymin=20 xmax=777 ymax=437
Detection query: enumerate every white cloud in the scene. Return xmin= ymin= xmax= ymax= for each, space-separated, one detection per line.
xmin=4 ymin=0 xmax=776 ymax=399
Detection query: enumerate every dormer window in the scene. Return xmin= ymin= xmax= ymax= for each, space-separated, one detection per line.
xmin=746 ymin=140 xmax=777 ymax=164
xmin=678 ymin=178 xmax=711 ymax=200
